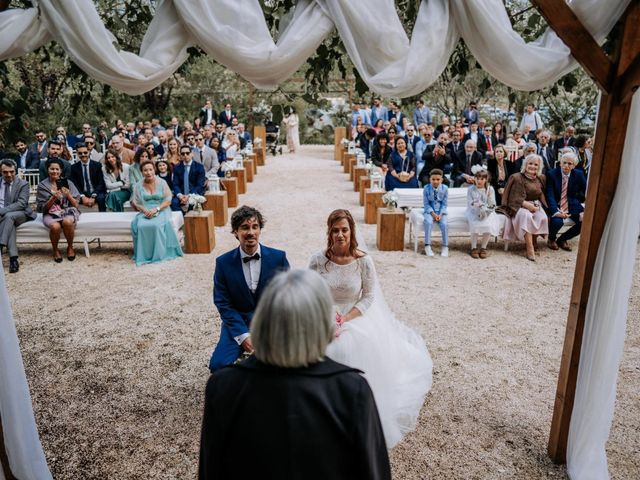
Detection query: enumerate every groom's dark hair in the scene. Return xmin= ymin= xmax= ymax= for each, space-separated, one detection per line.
xmin=231 ymin=205 xmax=265 ymax=232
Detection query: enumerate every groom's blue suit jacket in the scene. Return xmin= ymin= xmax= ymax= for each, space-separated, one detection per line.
xmin=213 ymin=244 xmax=290 ymax=339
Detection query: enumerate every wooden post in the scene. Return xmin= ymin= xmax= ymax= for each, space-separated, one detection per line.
xmin=359 ymin=176 xmax=371 ymax=206
xmin=364 ymin=189 xmax=385 ymax=224
xmin=253 ymin=126 xmax=267 ymax=160
xmin=353 ymin=167 xmax=367 ymax=190
xmin=343 ymin=153 xmax=355 ymax=174
xmin=247 ymin=153 xmax=258 ymax=175
xmin=531 ymin=0 xmax=640 ymax=464
xmin=204 ymin=191 xmax=228 ymax=227
xmin=376 ymin=208 xmax=405 ymax=251
xmin=243 ymin=159 xmax=254 ymax=183
xmin=220 ymin=178 xmax=239 ymax=208
xmin=184 ymin=210 xmax=215 ymax=253
xmin=255 ymin=148 xmax=265 ymax=166
xmin=334 ymin=127 xmax=346 ymax=160
xmin=348 ymin=157 xmax=358 ymax=181
xmin=230 ymin=168 xmax=247 ymax=194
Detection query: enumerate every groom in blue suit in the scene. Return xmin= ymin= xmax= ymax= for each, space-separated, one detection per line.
xmin=209 ymin=206 xmax=290 ymax=372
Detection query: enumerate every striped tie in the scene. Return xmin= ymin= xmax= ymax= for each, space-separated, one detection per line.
xmin=560 ymin=175 xmax=569 ymax=213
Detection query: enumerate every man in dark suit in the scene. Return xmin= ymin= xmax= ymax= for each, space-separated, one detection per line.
xmin=26 ymin=129 xmax=48 ymax=169
xmin=452 ymin=140 xmax=484 ymax=187
xmin=463 ymin=122 xmax=486 ymax=155
xmin=418 ymin=137 xmax=451 ymax=186
xmin=387 ymin=101 xmax=405 ymax=127
xmin=546 ymin=151 xmax=586 ymax=252
xmin=199 ymin=100 xmax=217 ymax=127
xmin=536 ymin=130 xmax=555 ymax=173
xmin=218 ymin=102 xmax=237 ymax=127
xmin=553 ymin=125 xmax=576 ymax=151
xmin=208 ymin=206 xmax=290 ymax=372
xmin=0 ymin=159 xmax=37 ymax=273
xmin=171 ymin=145 xmax=206 ymax=212
xmin=445 ymin=129 xmax=464 ymax=160
xmin=12 ymin=138 xmax=31 ymax=170
xmin=69 ymin=143 xmax=107 ymax=212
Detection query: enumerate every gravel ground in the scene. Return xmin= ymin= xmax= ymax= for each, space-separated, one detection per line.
xmin=5 ymin=145 xmax=639 ymax=479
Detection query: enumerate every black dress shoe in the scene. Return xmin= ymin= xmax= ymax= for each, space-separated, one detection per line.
xmin=9 ymin=257 xmax=19 ymax=273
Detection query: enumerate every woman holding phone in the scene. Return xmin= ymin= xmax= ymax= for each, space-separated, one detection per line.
xmin=36 ymin=157 xmax=81 ymax=262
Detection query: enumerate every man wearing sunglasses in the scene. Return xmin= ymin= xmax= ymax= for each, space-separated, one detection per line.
xmin=69 ymin=142 xmax=107 ymax=211
xmin=83 ymin=136 xmax=104 ymax=163
xmin=171 ymin=146 xmax=206 ymax=213
xmin=192 ymin=134 xmax=219 ymax=175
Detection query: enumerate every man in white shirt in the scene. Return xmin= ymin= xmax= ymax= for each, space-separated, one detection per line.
xmin=520 ymin=104 xmax=543 ymax=136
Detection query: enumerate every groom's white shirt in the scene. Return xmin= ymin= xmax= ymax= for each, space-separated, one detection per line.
xmin=235 ymin=245 xmax=262 ymax=345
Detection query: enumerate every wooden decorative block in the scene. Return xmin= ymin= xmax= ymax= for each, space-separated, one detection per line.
xmin=255 ymin=149 xmax=265 ymax=166
xmin=220 ymin=177 xmax=239 ymax=208
xmin=247 ymin=153 xmax=258 ymax=175
xmin=343 ymin=153 xmax=355 ymax=174
xmin=253 ymin=126 xmax=266 ymax=159
xmin=353 ymin=167 xmax=367 ymax=191
xmin=364 ymin=189 xmax=385 ymax=224
xmin=348 ymin=157 xmax=358 ymax=181
xmin=204 ymin=191 xmax=228 ymax=227
xmin=184 ymin=210 xmax=215 ymax=254
xmin=376 ymin=208 xmax=405 ymax=251
xmin=243 ymin=160 xmax=255 ymax=183
xmin=334 ymin=127 xmax=346 ymax=160
xmin=231 ymin=168 xmax=247 ymax=194
xmin=359 ymin=177 xmax=371 ymax=206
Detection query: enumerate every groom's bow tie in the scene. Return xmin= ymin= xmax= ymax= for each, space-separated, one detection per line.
xmin=243 ymin=253 xmax=260 ymax=263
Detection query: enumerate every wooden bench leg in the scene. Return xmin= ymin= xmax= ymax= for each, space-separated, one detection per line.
xmin=83 ymin=239 xmax=90 ymax=257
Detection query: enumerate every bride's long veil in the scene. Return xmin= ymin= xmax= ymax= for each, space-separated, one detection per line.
xmin=342 ymin=229 xmax=433 ymax=447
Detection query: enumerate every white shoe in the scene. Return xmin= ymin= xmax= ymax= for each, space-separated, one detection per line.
xmin=441 ymin=247 xmax=449 ymax=257
xmin=425 ymin=245 xmax=434 ymax=257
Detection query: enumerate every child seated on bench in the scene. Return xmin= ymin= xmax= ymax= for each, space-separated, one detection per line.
xmin=423 ymin=169 xmax=449 ymax=257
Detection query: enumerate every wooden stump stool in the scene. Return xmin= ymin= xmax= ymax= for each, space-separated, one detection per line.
xmin=256 ymin=149 xmax=265 ymax=166
xmin=231 ymin=168 xmax=247 ymax=194
xmin=364 ymin=189 xmax=385 ymax=224
xmin=353 ymin=167 xmax=367 ymax=191
xmin=340 ymin=146 xmax=348 ymax=166
xmin=348 ymin=157 xmax=358 ymax=180
xmin=343 ymin=153 xmax=355 ymax=173
xmin=334 ymin=127 xmax=346 ymax=160
xmin=243 ymin=159 xmax=255 ymax=183
xmin=376 ymin=208 xmax=405 ymax=251
xmin=247 ymin=153 xmax=258 ymax=175
xmin=184 ymin=210 xmax=215 ymax=253
xmin=204 ymin=191 xmax=228 ymax=227
xmin=220 ymin=177 xmax=239 ymax=208
xmin=359 ymin=177 xmax=371 ymax=206
xmin=253 ymin=126 xmax=266 ymax=160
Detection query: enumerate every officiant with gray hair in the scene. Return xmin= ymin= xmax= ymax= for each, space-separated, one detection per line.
xmin=0 ymin=159 xmax=36 ymax=273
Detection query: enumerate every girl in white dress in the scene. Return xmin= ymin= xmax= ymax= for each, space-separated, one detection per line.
xmin=466 ymin=166 xmax=500 ymax=259
xmin=309 ymin=209 xmax=432 ymax=448
xmin=284 ymin=108 xmax=300 ymax=153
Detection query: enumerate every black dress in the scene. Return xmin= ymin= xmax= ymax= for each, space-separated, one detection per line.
xmin=199 ymin=356 xmax=391 ymax=480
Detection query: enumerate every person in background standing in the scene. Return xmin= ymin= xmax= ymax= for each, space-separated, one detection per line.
xmin=285 ymin=108 xmax=300 ymax=154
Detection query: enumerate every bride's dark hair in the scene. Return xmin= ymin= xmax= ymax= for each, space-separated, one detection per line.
xmin=325 ymin=209 xmax=361 ymax=261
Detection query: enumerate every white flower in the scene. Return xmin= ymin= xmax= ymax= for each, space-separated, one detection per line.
xmin=188 ymin=194 xmax=206 ymax=205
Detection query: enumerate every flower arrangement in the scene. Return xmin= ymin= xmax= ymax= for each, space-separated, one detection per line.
xmin=382 ymin=190 xmax=398 ymax=210
xmin=221 ymin=161 xmax=234 ymax=178
xmin=188 ymin=194 xmax=206 ymax=212
xmin=252 ymin=100 xmax=272 ymax=124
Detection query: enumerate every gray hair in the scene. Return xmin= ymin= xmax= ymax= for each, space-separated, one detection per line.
xmin=520 ymin=154 xmax=544 ymax=176
xmin=560 ymin=150 xmax=579 ymax=166
xmin=251 ymin=269 xmax=334 ymax=368
xmin=464 ymin=139 xmax=476 ymax=148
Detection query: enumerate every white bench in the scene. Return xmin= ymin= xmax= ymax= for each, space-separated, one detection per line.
xmin=16 ymin=212 xmax=184 ymax=257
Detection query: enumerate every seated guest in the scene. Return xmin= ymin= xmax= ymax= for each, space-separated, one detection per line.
xmin=156 ymin=159 xmax=173 ymax=191
xmin=463 ymin=122 xmax=486 ymax=155
xmin=69 ymin=142 xmax=107 ymax=212
xmin=553 ymin=125 xmax=576 ymax=151
xmin=573 ymin=135 xmax=590 ymax=175
xmin=129 ymin=148 xmax=148 ymax=187
xmin=445 ymin=129 xmax=464 ymax=160
xmin=386 ymin=127 xmax=397 ymax=149
xmin=466 ymin=166 xmax=499 ymax=259
xmin=145 ymin=142 xmax=159 ymax=162
xmin=192 ymin=133 xmax=220 ymax=175
xmin=84 ymin=136 xmax=104 ymax=163
xmin=404 ymin=124 xmax=420 ymax=153
xmin=492 ymin=121 xmax=507 ymax=145
xmin=370 ymin=132 xmax=392 ymax=170
xmin=546 ymin=151 xmax=586 ymax=252
xmin=130 ymin=159 xmax=183 ymax=266
xmin=102 ymin=149 xmax=131 ymax=212
xmin=499 ymin=154 xmax=548 ymax=262
xmin=39 ymin=140 xmax=71 ymax=180
xmin=488 ymin=144 xmax=517 ymax=205
xmin=418 ymin=134 xmax=451 ymax=186
xmin=12 ymin=138 xmax=32 ymax=170
xmin=199 ymin=269 xmax=391 ymax=480
xmin=109 ymin=134 xmax=134 ymax=165
xmin=171 ymin=145 xmax=205 ymax=212
xmin=521 ymin=124 xmax=536 ymax=143
xmin=165 ymin=137 xmax=181 ymax=170
xmin=36 ymin=158 xmax=81 ymax=262
xmin=359 ymin=128 xmax=377 ymax=160
xmin=223 ymin=129 xmax=241 ymax=159
xmin=209 ymin=137 xmax=228 ymax=177
xmin=423 ymin=169 xmax=449 ymax=257
xmin=372 ymin=118 xmax=385 ymax=133
xmin=536 ymin=130 xmax=555 ymax=173
xmin=0 ymin=159 xmax=37 ymax=273
xmin=415 ymin=124 xmax=436 ymax=166
xmin=452 ymin=140 xmax=483 ymax=187
xmin=385 ymin=137 xmax=418 ymax=191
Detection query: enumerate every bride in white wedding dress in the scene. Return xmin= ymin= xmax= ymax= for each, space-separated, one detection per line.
xmin=309 ymin=209 xmax=433 ymax=448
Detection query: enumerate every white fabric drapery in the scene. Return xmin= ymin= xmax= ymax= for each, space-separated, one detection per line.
xmin=0 ymin=1 xmax=637 ymax=478
xmin=0 ymin=263 xmax=53 ymax=480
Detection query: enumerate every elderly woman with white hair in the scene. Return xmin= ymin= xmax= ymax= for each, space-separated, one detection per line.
xmin=499 ymin=154 xmax=549 ymax=261
xmin=199 ymin=269 xmax=391 ymax=480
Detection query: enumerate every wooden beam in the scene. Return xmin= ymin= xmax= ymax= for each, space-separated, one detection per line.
xmin=531 ymin=0 xmax=615 ymax=93
xmin=616 ymin=0 xmax=640 ymax=77
xmin=618 ymin=54 xmax=640 ymax=104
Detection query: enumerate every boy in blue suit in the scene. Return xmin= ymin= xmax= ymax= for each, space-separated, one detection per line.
xmin=423 ymin=169 xmax=449 ymax=257
xmin=209 ymin=206 xmax=290 ymax=372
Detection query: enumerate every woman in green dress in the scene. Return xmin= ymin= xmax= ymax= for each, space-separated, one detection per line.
xmin=130 ymin=160 xmax=183 ymax=266
xmin=129 ymin=148 xmax=148 ymax=187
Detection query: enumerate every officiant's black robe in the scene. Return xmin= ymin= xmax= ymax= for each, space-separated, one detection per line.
xmin=199 ymin=356 xmax=390 ymax=480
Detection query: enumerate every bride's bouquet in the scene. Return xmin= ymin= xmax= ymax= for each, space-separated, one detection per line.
xmin=334 ymin=306 xmax=345 ymax=338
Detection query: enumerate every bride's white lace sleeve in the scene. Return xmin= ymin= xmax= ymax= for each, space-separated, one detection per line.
xmin=354 ymin=255 xmax=376 ymax=314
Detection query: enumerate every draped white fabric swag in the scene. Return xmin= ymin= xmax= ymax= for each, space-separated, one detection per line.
xmin=0 ymin=1 xmax=638 ymax=479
